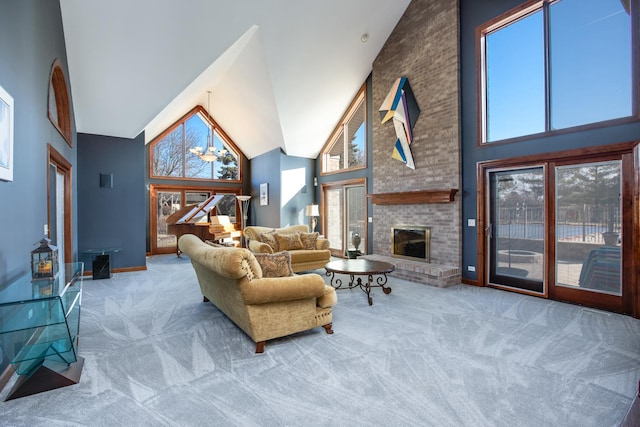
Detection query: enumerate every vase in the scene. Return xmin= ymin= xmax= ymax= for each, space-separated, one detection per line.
xmin=351 ymin=233 xmax=361 ymax=251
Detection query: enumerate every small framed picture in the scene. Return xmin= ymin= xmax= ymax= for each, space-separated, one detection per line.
xmin=0 ymin=83 xmax=14 ymax=182
xmin=260 ymin=183 xmax=268 ymax=206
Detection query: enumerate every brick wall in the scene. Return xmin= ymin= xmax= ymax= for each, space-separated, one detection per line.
xmin=371 ymin=0 xmax=461 ymax=267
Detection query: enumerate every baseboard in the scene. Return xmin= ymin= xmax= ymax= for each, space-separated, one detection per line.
xmin=461 ymin=278 xmax=479 ymax=286
xmin=113 ymin=266 xmax=147 ymax=273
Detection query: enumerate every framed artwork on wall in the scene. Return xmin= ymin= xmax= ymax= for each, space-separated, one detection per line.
xmin=0 ymin=83 xmax=14 ymax=182
xmin=260 ymin=183 xmax=268 ymax=206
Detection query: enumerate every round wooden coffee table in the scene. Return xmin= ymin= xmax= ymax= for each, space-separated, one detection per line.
xmin=325 ymin=259 xmax=395 ymax=306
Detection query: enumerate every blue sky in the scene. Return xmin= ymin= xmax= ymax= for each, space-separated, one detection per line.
xmin=485 ymin=0 xmax=631 ymax=142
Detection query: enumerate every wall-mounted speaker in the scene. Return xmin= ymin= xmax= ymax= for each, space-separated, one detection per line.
xmin=100 ymin=173 xmax=113 ymax=189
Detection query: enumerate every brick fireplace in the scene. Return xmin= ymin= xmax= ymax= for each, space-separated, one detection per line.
xmin=365 ymin=0 xmax=461 ymax=287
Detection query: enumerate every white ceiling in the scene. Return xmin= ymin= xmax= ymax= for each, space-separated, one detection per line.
xmin=59 ymin=0 xmax=411 ymax=159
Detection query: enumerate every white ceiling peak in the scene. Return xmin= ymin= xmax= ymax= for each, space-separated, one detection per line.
xmin=60 ymin=0 xmax=411 ymax=159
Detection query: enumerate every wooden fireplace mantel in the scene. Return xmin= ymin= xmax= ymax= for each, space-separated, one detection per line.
xmin=367 ymin=189 xmax=458 ymax=205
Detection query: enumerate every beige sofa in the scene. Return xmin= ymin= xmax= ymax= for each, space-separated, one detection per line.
xmin=243 ymin=224 xmax=331 ymax=272
xmin=178 ymin=234 xmax=336 ymax=353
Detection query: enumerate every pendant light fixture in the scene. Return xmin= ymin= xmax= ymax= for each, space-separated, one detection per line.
xmin=189 ymin=91 xmax=226 ymax=162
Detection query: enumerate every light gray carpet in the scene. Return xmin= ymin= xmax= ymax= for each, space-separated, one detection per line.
xmin=2 ymin=254 xmax=640 ymax=426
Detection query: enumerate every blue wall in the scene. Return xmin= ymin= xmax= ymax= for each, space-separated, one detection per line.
xmin=0 ymin=0 xmax=76 ymax=282
xmin=281 ymin=154 xmax=315 ymax=227
xmin=459 ymin=0 xmax=640 ymax=281
xmin=77 ymin=133 xmax=147 ymax=270
xmin=251 ymin=148 xmax=317 ymax=229
xmin=250 ymin=148 xmax=281 ymax=227
xmin=0 ymin=0 xmax=75 ymax=377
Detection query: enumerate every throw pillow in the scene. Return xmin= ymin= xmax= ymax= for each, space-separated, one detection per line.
xmin=275 ymin=233 xmax=304 ymax=251
xmin=298 ymin=232 xmax=319 ymax=250
xmin=259 ymin=232 xmax=279 ymax=252
xmin=254 ymin=252 xmax=294 ymax=278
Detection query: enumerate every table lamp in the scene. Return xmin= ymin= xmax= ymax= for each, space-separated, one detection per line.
xmin=305 ymin=204 xmax=320 ymax=232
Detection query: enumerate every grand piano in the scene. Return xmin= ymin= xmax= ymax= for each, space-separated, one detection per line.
xmin=166 ymin=194 xmax=242 ymax=256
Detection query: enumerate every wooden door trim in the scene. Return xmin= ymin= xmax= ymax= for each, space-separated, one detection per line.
xmin=477 ymin=141 xmax=639 ymax=315
xmin=321 ymin=178 xmax=367 ymax=257
xmin=47 ymin=144 xmax=72 ymax=263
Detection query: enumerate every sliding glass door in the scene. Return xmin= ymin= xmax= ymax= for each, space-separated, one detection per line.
xmin=553 ymin=161 xmax=622 ymax=299
xmin=482 ymin=149 xmax=629 ymax=313
xmin=322 ymin=179 xmax=366 ymax=257
xmin=325 ymin=187 xmax=343 ymax=256
xmin=488 ymin=167 xmax=545 ymax=294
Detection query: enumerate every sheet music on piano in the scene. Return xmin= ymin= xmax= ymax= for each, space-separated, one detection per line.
xmin=172 ymin=194 xmax=224 ymax=224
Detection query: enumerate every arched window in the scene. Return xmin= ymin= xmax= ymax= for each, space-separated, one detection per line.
xmin=150 ymin=106 xmax=241 ymax=181
xmin=48 ymin=59 xmax=72 ymax=146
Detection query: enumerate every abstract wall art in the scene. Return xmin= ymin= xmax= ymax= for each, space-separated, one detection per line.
xmin=379 ymin=77 xmax=420 ymax=169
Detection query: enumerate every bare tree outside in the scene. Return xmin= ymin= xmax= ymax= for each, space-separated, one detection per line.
xmin=152 ymin=127 xmax=183 ymax=177
xmin=152 ymin=113 xmax=239 ymax=180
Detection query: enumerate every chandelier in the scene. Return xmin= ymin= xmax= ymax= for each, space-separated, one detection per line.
xmin=189 ymin=91 xmax=228 ymax=162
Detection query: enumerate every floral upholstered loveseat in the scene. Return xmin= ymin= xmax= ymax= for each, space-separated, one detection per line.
xmin=243 ymin=225 xmax=331 ymax=273
xmin=178 ymin=233 xmax=336 ymax=353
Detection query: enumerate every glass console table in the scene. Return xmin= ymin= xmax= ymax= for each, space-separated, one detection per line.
xmin=0 ymin=262 xmax=84 ymax=400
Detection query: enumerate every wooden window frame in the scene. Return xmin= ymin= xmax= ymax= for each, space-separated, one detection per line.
xmin=320 ymin=84 xmax=367 ymax=175
xmin=149 ymin=106 xmax=243 ymax=182
xmin=48 ymin=59 xmax=72 ymax=147
xmin=475 ymin=0 xmax=640 ymax=147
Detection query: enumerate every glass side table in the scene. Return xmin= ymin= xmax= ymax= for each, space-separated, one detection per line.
xmin=0 ymin=262 xmax=84 ymax=400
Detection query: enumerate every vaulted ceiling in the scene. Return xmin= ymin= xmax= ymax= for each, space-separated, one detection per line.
xmin=60 ymin=0 xmax=411 ymax=159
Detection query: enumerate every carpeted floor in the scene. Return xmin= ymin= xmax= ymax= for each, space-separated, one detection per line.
xmin=2 ymin=254 xmax=640 ymax=426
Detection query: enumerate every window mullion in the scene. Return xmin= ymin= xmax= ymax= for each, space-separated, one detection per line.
xmin=343 ymin=123 xmax=349 ymax=169
xmin=181 ymin=123 xmax=187 ymax=178
xmin=481 ymin=34 xmax=488 ymax=143
xmin=633 ymin=0 xmax=639 ymax=118
xmin=543 ymin=1 xmax=551 ymax=132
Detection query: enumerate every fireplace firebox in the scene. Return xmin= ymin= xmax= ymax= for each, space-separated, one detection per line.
xmin=391 ymin=226 xmax=430 ymax=262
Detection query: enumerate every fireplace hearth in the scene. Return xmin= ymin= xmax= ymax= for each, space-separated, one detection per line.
xmin=391 ymin=226 xmax=430 ymax=263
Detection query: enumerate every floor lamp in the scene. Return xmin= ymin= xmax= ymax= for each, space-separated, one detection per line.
xmin=236 ymin=195 xmax=252 ymax=247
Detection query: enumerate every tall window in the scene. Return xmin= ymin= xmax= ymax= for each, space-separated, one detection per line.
xmin=480 ymin=0 xmax=634 ymax=143
xmin=321 ymin=85 xmax=366 ymax=173
xmin=150 ymin=106 xmax=241 ymax=181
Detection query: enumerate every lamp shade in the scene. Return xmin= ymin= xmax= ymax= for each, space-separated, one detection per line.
xmin=305 ymin=204 xmax=319 ymax=217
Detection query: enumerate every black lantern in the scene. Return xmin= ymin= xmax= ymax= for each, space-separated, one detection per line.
xmin=31 ymin=238 xmax=59 ymax=280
